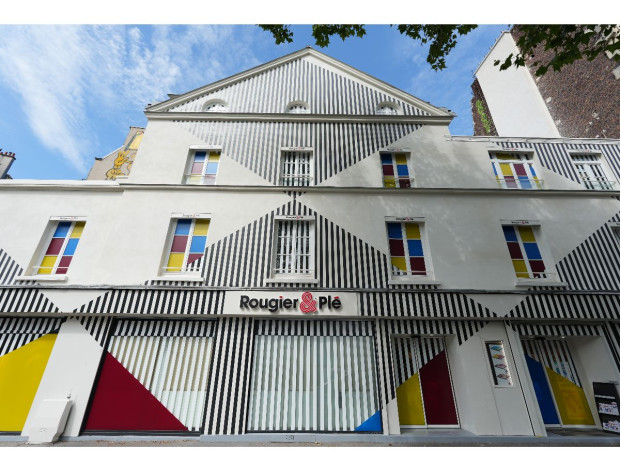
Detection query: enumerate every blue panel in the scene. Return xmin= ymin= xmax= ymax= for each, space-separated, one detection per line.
xmin=407 ymin=239 xmax=424 ymax=257
xmin=189 ymin=235 xmax=207 ymax=253
xmin=205 ymin=162 xmax=218 ymax=175
xmin=354 ymin=410 xmax=382 ymax=432
xmin=396 ymin=164 xmax=409 ymax=176
xmin=502 ymin=225 xmax=517 ymax=242
xmin=174 ymin=219 xmax=192 ymax=235
xmin=387 ymin=223 xmax=402 ymax=239
xmin=492 ymin=164 xmax=498 ymax=175
xmin=380 ymin=153 xmax=393 ymax=165
xmin=525 ymin=355 xmax=560 ymax=425
xmin=193 ymin=152 xmax=206 ymax=162
xmin=63 ymin=238 xmax=79 ymax=256
xmin=523 ymin=242 xmax=542 ymax=260
xmin=529 ymin=165 xmax=538 ymax=177
xmin=519 ymin=177 xmax=532 ymax=189
xmin=54 ymin=222 xmax=72 ymax=238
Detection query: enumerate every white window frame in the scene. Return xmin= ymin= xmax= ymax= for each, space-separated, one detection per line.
xmin=202 ymin=99 xmax=228 ymax=112
xmin=490 ymin=150 xmax=544 ymax=190
xmin=569 ymin=151 xmax=617 ymax=191
xmin=500 ymin=219 xmax=564 ymax=287
xmin=184 ymin=145 xmax=222 ymax=185
xmin=385 ymin=216 xmax=438 ymax=285
xmin=609 ymin=222 xmax=620 ymax=247
xmin=267 ymin=215 xmax=317 ymax=282
xmin=380 ymin=150 xmax=415 ymax=188
xmin=376 ymin=102 xmax=401 ymax=115
xmin=158 ymin=213 xmax=211 ymax=280
xmin=278 ymin=147 xmax=314 ymax=187
xmin=286 ymin=101 xmax=310 ymax=114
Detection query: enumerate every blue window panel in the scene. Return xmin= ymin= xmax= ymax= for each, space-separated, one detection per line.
xmin=396 ymin=164 xmax=409 ymax=176
xmin=387 ymin=223 xmax=402 ymax=239
xmin=175 ymin=219 xmax=192 ymax=235
xmin=193 ymin=151 xmax=206 ymax=162
xmin=63 ymin=238 xmax=80 ymax=256
xmin=189 ymin=235 xmax=207 ymax=253
xmin=407 ymin=239 xmax=424 ymax=257
xmin=492 ymin=164 xmax=498 ymax=175
xmin=54 ymin=222 xmax=72 ymax=238
xmin=523 ymin=242 xmax=542 ymax=260
xmin=529 ymin=165 xmax=537 ymax=177
xmin=519 ymin=177 xmax=532 ymax=189
xmin=381 ymin=153 xmax=393 ymax=164
xmin=502 ymin=225 xmax=518 ymax=242
xmin=205 ymin=163 xmax=218 ymax=175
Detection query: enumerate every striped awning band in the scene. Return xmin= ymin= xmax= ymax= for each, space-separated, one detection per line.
xmin=254 ymin=319 xmax=373 ymax=337
xmin=112 ymin=319 xmax=217 ymax=338
xmin=509 ymin=322 xmax=601 ymax=337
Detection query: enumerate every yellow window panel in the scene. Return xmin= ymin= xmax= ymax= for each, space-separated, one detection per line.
xmin=396 ymin=372 xmax=426 ymax=426
xmin=70 ymin=222 xmax=85 ymax=238
xmin=518 ymin=226 xmax=536 ymax=243
xmin=384 ymin=177 xmax=396 ymax=188
xmin=166 ymin=253 xmax=185 ymax=272
xmin=395 ymin=153 xmax=407 ymax=165
xmin=186 ymin=175 xmax=201 ymax=185
xmin=193 ymin=219 xmax=210 ymax=236
xmin=405 ymin=223 xmax=421 ymax=239
xmin=500 ymin=164 xmax=514 ymax=176
xmin=495 ymin=153 xmax=518 ymax=160
xmin=38 ymin=256 xmax=57 ymax=274
xmin=512 ymin=260 xmax=529 ymax=278
xmin=208 ymin=152 xmax=221 ymax=162
xmin=391 ymin=257 xmax=407 ymax=271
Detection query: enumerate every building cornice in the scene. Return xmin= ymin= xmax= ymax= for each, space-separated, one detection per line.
xmin=144 ymin=111 xmax=454 ymax=125
xmin=448 ymin=135 xmax=620 ymax=145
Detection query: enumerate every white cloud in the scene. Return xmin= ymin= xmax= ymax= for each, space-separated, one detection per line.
xmin=0 ymin=25 xmax=262 ymax=174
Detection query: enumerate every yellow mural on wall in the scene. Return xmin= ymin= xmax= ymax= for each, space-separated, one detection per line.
xmin=0 ymin=334 xmax=57 ymax=432
xmin=105 ymin=129 xmax=144 ymax=180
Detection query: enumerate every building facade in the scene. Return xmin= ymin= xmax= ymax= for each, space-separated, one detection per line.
xmin=1 ymin=48 xmax=620 ymax=440
xmin=472 ymin=29 xmax=620 ymax=139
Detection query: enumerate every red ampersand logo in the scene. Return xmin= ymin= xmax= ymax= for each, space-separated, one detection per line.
xmin=299 ymin=292 xmax=317 ymax=313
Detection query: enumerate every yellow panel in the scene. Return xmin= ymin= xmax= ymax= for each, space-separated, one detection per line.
xmin=166 ymin=253 xmax=185 ymax=272
xmin=186 ymin=175 xmax=201 ymax=185
xmin=127 ymin=132 xmax=143 ymax=150
xmin=193 ymin=219 xmax=210 ymax=236
xmin=495 ymin=153 xmax=518 ymax=160
xmin=518 ymin=226 xmax=536 ymax=242
xmin=391 ymin=257 xmax=407 ymax=271
xmin=546 ymin=368 xmax=595 ymax=425
xmin=37 ymin=256 xmax=57 ymax=275
xmin=500 ymin=164 xmax=514 ymax=176
xmin=396 ymin=373 xmax=426 ymax=426
xmin=0 ymin=334 xmax=57 ymax=432
xmin=394 ymin=153 xmax=407 ymax=165
xmin=384 ymin=177 xmax=396 ymax=188
xmin=70 ymin=222 xmax=85 ymax=238
xmin=405 ymin=223 xmax=421 ymax=239
xmin=208 ymin=152 xmax=221 ymax=162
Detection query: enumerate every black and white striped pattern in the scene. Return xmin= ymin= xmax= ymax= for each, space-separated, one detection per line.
xmin=169 ymin=57 xmax=428 ymax=116
xmin=508 ymin=293 xmax=620 ymax=321
xmin=73 ymin=289 xmax=225 ymax=315
xmin=391 ymin=336 xmax=446 ymax=387
xmin=602 ymin=322 xmax=620 ymax=372
xmin=0 ymin=249 xmax=22 ymax=285
xmin=509 ymin=322 xmax=601 ymax=337
xmin=497 ymin=141 xmax=620 ymax=186
xmin=175 ymin=120 xmax=421 ymax=185
xmin=555 ymin=213 xmax=620 ymax=291
xmin=255 ymin=319 xmax=373 ymax=337
xmin=0 ymin=317 xmax=64 ymax=356
xmin=0 ymin=288 xmax=60 ymax=313
xmin=521 ymin=338 xmax=582 ymax=386
xmin=74 ymin=316 xmax=114 ymax=347
xmin=203 ymin=317 xmax=254 ymax=435
xmin=112 ymin=319 xmax=216 ymax=338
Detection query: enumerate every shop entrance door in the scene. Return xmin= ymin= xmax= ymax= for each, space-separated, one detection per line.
xmin=522 ymin=338 xmax=595 ymax=427
xmin=391 ymin=336 xmax=459 ymax=428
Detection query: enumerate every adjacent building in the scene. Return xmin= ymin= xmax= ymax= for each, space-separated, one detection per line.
xmin=1 ymin=47 xmax=620 ymax=440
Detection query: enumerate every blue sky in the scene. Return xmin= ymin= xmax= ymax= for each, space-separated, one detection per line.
xmin=0 ymin=24 xmax=508 ymax=180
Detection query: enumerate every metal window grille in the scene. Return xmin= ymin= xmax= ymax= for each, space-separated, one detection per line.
xmin=490 ymin=153 xmax=543 ymax=190
xmin=274 ymin=220 xmax=314 ymax=275
xmin=280 ymin=151 xmax=312 ymax=187
xmin=571 ymin=154 xmax=615 ymax=190
xmin=247 ymin=335 xmax=379 ymax=432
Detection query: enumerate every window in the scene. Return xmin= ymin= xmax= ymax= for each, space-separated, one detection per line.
xmin=203 ymin=100 xmax=227 ymax=112
xmin=502 ymin=224 xmax=551 ymax=279
xmin=35 ymin=220 xmax=85 ymax=275
xmin=272 ymin=218 xmax=315 ymax=277
xmin=376 ymin=102 xmax=400 ymax=115
xmin=386 ymin=221 xmax=430 ymax=277
xmin=279 ymin=149 xmax=313 ymax=187
xmin=286 ymin=101 xmax=310 ymax=114
xmin=185 ymin=150 xmax=220 ymax=185
xmin=490 ymin=152 xmax=543 ymax=189
xmin=163 ymin=217 xmax=210 ymax=274
xmin=381 ymin=152 xmax=412 ymax=188
xmin=570 ymin=153 xmax=616 ymax=190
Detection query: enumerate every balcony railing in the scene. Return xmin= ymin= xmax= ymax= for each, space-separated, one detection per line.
xmin=516 ymin=271 xmax=557 ymax=280
xmin=496 ymin=178 xmax=544 ymax=190
xmin=581 ymin=179 xmax=616 ymax=191
xmin=184 ymin=175 xmax=216 ymax=185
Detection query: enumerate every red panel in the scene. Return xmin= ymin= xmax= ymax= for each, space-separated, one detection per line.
xmin=419 ymin=351 xmax=458 ymax=425
xmin=85 ymin=353 xmax=188 ymax=432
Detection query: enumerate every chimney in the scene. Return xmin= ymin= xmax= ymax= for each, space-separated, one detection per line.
xmin=0 ymin=149 xmax=16 ymax=179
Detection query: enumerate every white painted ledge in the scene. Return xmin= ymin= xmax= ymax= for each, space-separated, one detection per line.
xmin=15 ymin=275 xmax=68 ymax=282
xmin=150 ymin=275 xmax=204 ymax=283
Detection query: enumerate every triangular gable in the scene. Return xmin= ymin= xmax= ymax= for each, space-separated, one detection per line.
xmin=147 ymin=48 xmax=451 ymax=117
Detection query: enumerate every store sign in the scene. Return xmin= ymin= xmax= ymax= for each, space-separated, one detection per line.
xmin=223 ymin=291 xmax=359 ymax=317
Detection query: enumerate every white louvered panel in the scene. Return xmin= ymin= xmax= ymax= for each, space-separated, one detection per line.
xmin=248 ymin=335 xmax=378 ymax=432
xmin=108 ymin=334 xmax=213 ymax=432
